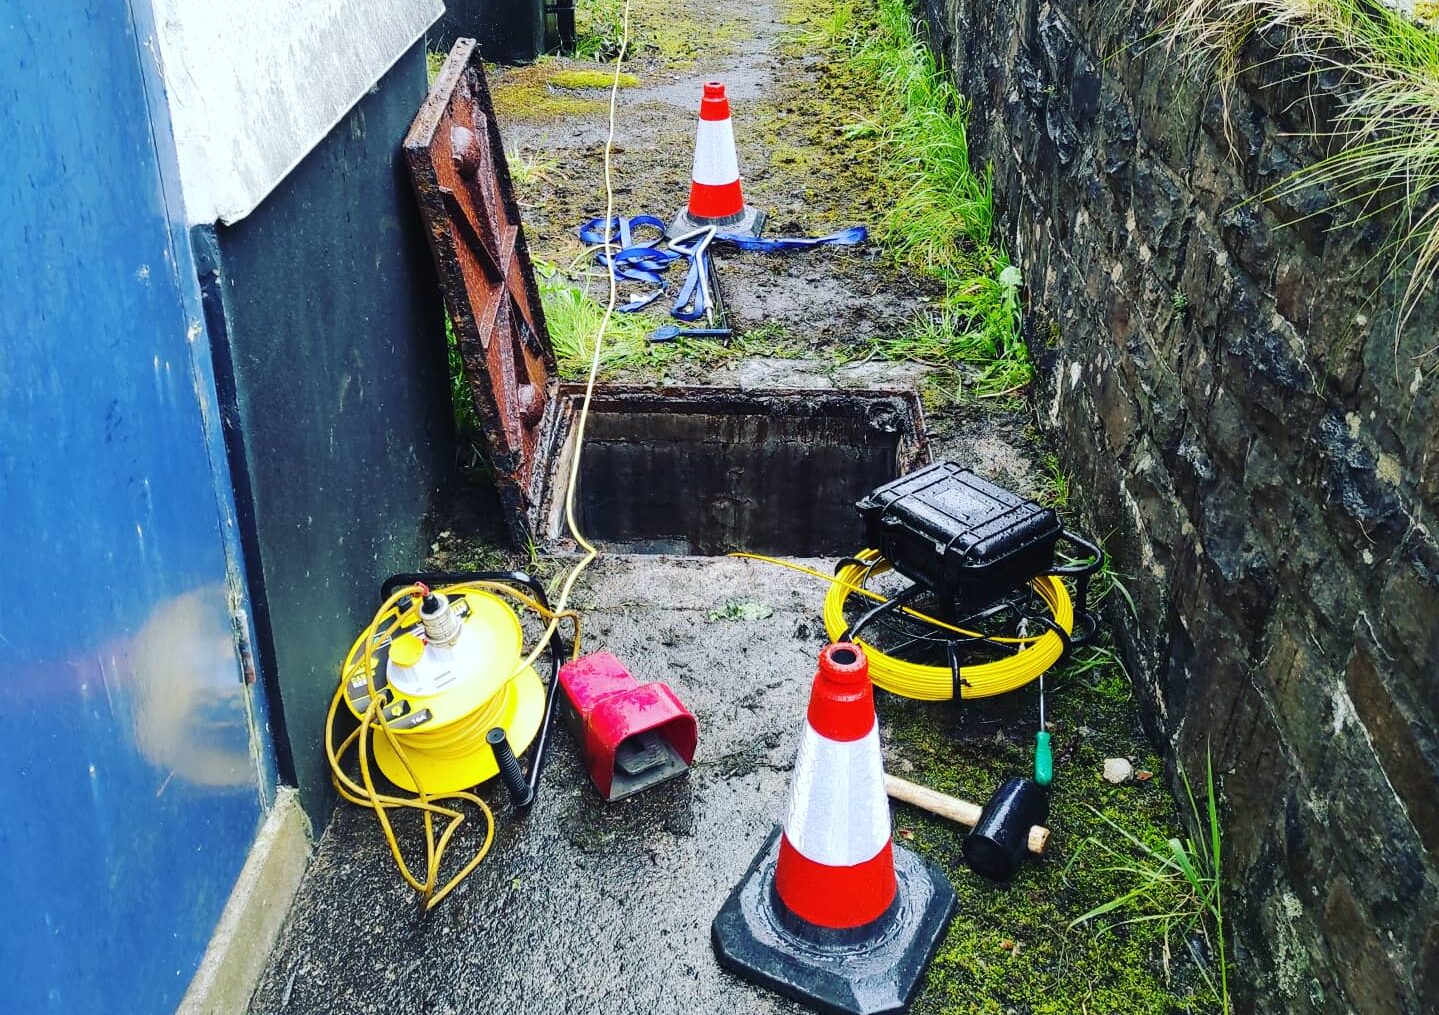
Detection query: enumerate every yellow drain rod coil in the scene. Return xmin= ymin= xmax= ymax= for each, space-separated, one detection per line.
xmin=734 ymin=550 xmax=1073 ymax=702
xmin=325 ymin=580 xmax=579 ymax=909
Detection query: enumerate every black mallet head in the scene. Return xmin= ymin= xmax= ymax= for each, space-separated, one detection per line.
xmin=963 ymin=777 xmax=1050 ymax=881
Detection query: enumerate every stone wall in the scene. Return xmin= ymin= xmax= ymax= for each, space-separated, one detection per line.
xmin=924 ymin=0 xmax=1439 ymax=1010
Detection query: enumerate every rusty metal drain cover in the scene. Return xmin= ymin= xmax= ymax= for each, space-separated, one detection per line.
xmin=405 ymin=39 xmax=557 ymax=544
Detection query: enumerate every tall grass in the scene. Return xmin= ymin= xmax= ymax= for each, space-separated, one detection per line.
xmin=538 ymin=266 xmax=651 ymax=376
xmin=1066 ymin=748 xmax=1230 ymax=1012
xmin=1159 ymin=0 xmax=1439 ymax=338
xmin=833 ymin=0 xmax=1032 ymax=395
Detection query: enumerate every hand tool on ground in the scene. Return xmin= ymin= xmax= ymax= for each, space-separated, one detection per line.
xmin=647 ymin=324 xmax=733 ymax=343
xmin=668 ymin=224 xmax=721 ymax=326
xmin=885 ymin=773 xmax=1050 ymax=857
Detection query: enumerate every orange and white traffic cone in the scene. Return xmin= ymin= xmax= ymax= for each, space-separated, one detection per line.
xmin=670 ymin=81 xmax=764 ymax=238
xmin=713 ymin=643 xmax=955 ymax=1015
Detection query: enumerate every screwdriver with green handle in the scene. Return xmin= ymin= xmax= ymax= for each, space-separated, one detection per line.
xmin=1034 ymin=673 xmax=1053 ymax=787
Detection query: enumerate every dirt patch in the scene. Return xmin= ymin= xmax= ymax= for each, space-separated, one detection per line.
xmin=492 ymin=0 xmax=934 ymax=354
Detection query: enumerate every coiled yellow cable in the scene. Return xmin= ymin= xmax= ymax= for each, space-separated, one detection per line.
xmin=826 ymin=551 xmax=1073 ymax=700
xmin=731 ymin=550 xmax=1073 ymax=701
xmin=325 ymin=581 xmax=579 ymax=910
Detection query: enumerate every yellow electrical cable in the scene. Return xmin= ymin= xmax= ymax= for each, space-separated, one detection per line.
xmin=326 ymin=581 xmax=579 ymax=909
xmin=325 ymin=7 xmax=632 ymax=907
xmin=732 ymin=549 xmax=1074 ymax=701
xmin=828 ymin=551 xmax=1074 ymax=700
xmin=727 ymin=552 xmax=1042 ymax=645
xmin=506 ymin=0 xmax=631 ymax=685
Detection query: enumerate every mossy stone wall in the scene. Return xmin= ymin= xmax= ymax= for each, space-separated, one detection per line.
xmin=924 ymin=0 xmax=1439 ymax=1010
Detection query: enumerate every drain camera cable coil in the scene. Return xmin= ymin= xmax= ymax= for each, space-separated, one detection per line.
xmin=823 ymin=550 xmax=1074 ymax=700
xmin=325 ymin=580 xmax=580 ymax=910
xmin=731 ymin=550 xmax=1072 ymax=702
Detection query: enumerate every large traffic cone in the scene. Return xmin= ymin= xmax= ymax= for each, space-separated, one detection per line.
xmin=670 ymin=81 xmax=764 ymax=238
xmin=713 ymin=643 xmax=955 ymax=1015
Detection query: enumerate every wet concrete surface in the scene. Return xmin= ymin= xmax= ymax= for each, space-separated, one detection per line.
xmin=250 ymin=557 xmax=846 ymax=1015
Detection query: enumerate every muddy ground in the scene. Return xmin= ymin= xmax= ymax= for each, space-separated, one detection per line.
xmin=250 ymin=2 xmax=1220 ymax=1013
xmin=497 ymin=0 xmax=936 ymax=352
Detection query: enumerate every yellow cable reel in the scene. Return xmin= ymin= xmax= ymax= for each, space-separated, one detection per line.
xmin=338 ymin=584 xmax=548 ymax=794
xmin=326 ymin=579 xmax=578 ymax=910
xmin=813 ymin=550 xmax=1076 ymax=701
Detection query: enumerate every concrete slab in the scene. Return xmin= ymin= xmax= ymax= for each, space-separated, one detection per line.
xmin=249 ymin=556 xmax=845 ymax=1014
xmin=705 ymin=357 xmax=930 ymax=391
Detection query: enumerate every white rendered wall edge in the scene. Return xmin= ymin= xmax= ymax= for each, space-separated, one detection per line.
xmin=176 ymin=788 xmax=312 ymax=1015
xmin=150 ymin=0 xmax=443 ymax=225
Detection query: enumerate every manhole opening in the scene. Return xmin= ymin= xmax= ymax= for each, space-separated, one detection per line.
xmin=540 ymin=386 xmax=929 ymax=555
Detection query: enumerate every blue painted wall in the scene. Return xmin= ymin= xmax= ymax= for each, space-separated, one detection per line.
xmin=0 ymin=3 xmax=273 ymax=1012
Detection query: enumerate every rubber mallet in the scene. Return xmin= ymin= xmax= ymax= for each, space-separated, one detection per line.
xmin=885 ymin=773 xmax=1051 ymax=869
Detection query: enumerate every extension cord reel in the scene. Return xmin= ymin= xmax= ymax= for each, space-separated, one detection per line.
xmin=340 ymin=586 xmax=546 ymax=793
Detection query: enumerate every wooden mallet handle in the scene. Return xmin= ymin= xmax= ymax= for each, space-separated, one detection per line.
xmin=885 ymin=773 xmax=1050 ymax=855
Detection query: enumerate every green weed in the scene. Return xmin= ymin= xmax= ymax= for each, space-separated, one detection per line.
xmin=807 ymin=0 xmax=860 ymax=48
xmin=1056 ymin=644 xmax=1132 ymax=700
xmin=1160 ymin=0 xmax=1439 ymax=340
xmin=426 ymin=49 xmax=446 ymax=84
xmin=1093 ymin=553 xmax=1140 ymax=620
xmin=856 ymin=261 xmax=1027 ymax=398
xmin=506 ymin=145 xmax=565 ymax=189
xmin=1040 ymin=452 xmax=1071 ymax=508
xmin=706 ymin=599 xmax=776 ymax=622
xmin=538 ymin=266 xmax=652 ymax=377
xmin=1065 ymin=748 xmax=1230 ymax=1012
xmin=835 ymin=0 xmax=1032 ymax=393
xmin=442 ymin=314 xmax=487 ymax=466
xmin=1056 ymin=533 xmax=1139 ymax=620
xmin=573 ymin=0 xmax=631 ymax=60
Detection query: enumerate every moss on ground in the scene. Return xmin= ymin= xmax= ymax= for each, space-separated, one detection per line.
xmin=574 ymin=0 xmax=754 ymax=65
xmin=882 ymin=635 xmax=1219 ymax=1012
xmin=490 ymin=63 xmax=610 ymax=121
xmin=548 ymin=68 xmax=640 ymax=89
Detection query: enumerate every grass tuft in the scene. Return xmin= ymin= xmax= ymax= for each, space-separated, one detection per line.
xmin=1065 ymin=747 xmax=1230 ymax=1012
xmin=506 ymin=146 xmax=565 ymax=189
xmin=1040 ymin=452 xmax=1072 ymax=508
xmin=442 ymin=313 xmax=488 ymax=466
xmin=1158 ymin=0 xmax=1439 ymax=341
xmin=830 ymin=0 xmax=1032 ymax=396
xmin=573 ymin=0 xmax=632 ymax=60
xmin=538 ymin=266 xmax=653 ymax=377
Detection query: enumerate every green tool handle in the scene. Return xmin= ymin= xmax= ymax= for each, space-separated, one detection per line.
xmin=1034 ymin=730 xmax=1053 ymax=787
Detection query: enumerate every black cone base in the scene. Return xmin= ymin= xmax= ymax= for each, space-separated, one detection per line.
xmin=712 ymin=827 xmax=956 ymax=1015
xmin=669 ymin=205 xmax=766 ymax=240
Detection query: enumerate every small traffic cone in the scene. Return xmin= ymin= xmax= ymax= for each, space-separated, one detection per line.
xmin=712 ymin=643 xmax=955 ymax=1015
xmin=671 ymin=81 xmax=764 ymax=238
